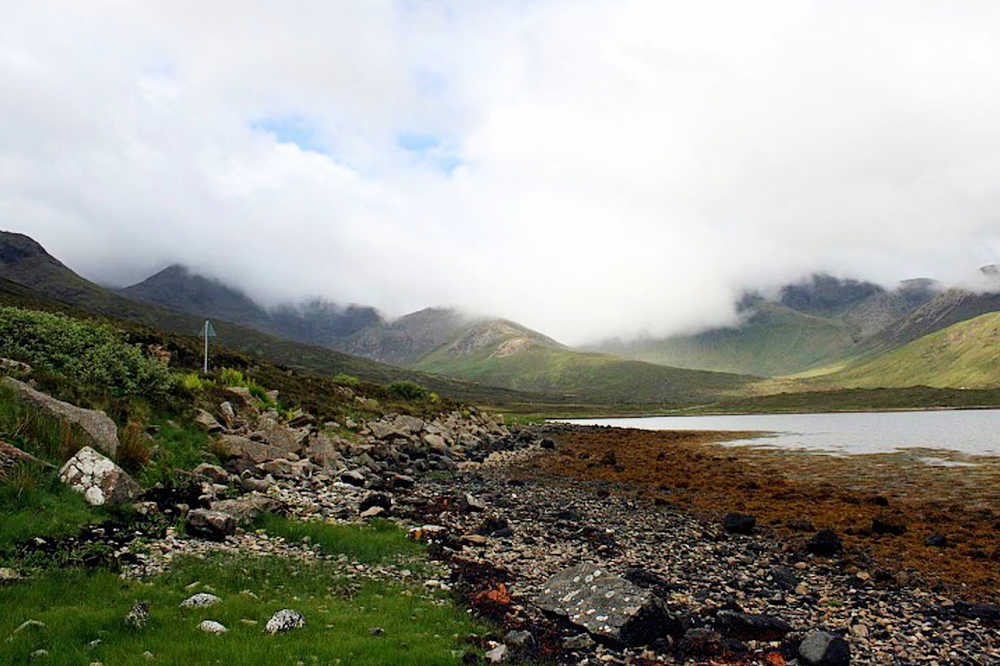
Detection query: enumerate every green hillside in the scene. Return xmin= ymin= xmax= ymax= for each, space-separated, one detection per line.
xmin=598 ymin=303 xmax=857 ymax=377
xmin=823 ymin=312 xmax=1000 ymax=389
xmin=411 ymin=321 xmax=755 ymax=404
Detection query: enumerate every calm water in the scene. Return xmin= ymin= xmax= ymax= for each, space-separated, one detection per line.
xmin=558 ymin=410 xmax=1000 ymax=459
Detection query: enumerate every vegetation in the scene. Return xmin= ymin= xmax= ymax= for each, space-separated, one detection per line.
xmin=0 ymin=551 xmax=484 ymax=665
xmin=255 ymin=514 xmax=423 ymax=564
xmin=0 ymin=306 xmax=174 ymax=400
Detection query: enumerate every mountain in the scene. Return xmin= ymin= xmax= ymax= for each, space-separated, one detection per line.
xmin=330 ymin=308 xmax=473 ymax=365
xmin=121 ymin=264 xmax=381 ymax=346
xmin=410 ymin=319 xmax=754 ymax=403
xmin=590 ymin=274 xmax=941 ymax=377
xmin=0 ymin=231 xmax=562 ymax=405
xmin=823 ymin=312 xmax=1000 ymax=389
xmin=868 ymin=287 xmax=1000 ymax=351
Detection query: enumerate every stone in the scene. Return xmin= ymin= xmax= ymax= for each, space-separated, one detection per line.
xmin=193 ymin=409 xmax=223 ymax=434
xmin=124 ymin=602 xmax=149 ymax=630
xmin=198 ymin=620 xmax=227 ymax=634
xmin=216 ymin=434 xmax=291 ymax=465
xmin=264 ymin=609 xmax=305 ymax=634
xmin=306 ymin=433 xmax=347 ymax=468
xmin=256 ymin=419 xmax=308 ymax=454
xmin=210 ymin=494 xmax=282 ymax=525
xmin=360 ymin=491 xmax=392 ymax=513
xmin=723 ymin=512 xmax=756 ymax=535
xmin=503 ymin=630 xmax=534 ymax=649
xmin=11 ymin=619 xmax=47 ymax=636
xmin=186 ymin=509 xmax=236 ymax=540
xmin=769 ymin=565 xmax=800 ymax=591
xmin=193 ymin=463 xmax=230 ymax=485
xmin=180 ymin=593 xmax=221 ymax=608
xmin=484 ymin=644 xmax=508 ymax=663
xmin=872 ymin=512 xmax=907 ymax=535
xmin=798 ymin=630 xmax=850 ymax=666
xmin=224 ymin=386 xmax=256 ymax=412
xmin=340 ymin=469 xmax=366 ymax=487
xmin=0 ymin=357 xmax=32 ymax=374
xmin=424 ymin=433 xmax=448 ymax=454
xmin=806 ymin=529 xmax=843 ymax=556
xmin=535 ymin=563 xmax=679 ymax=646
xmin=368 ymin=626 xmax=385 ymax=636
xmin=540 ymin=438 xmax=556 ymax=449
xmin=0 ymin=567 xmax=23 ymax=584
xmin=713 ymin=610 xmax=791 ymax=641
xmin=0 ymin=441 xmax=51 ymax=478
xmin=59 ymin=447 xmax=139 ymax=506
xmin=2 ymin=378 xmax=120 ymax=456
xmin=360 ymin=506 xmax=385 ymax=519
xmin=462 ymin=493 xmax=487 ymax=512
xmin=219 ymin=401 xmax=236 ymax=426
xmin=29 ymin=649 xmax=48 ymax=660
xmin=924 ymin=532 xmax=948 ymax=547
xmin=563 ymin=633 xmax=596 ymax=650
xmin=954 ymin=601 xmax=1000 ymax=623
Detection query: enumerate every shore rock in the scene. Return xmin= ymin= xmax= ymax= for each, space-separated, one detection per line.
xmin=713 ymin=610 xmax=791 ymax=641
xmin=59 ymin=446 xmax=139 ymax=505
xmin=723 ymin=512 xmax=756 ymax=535
xmin=799 ymin=630 xmax=850 ymax=665
xmin=2 ymin=377 xmax=119 ymax=456
xmin=535 ymin=563 xmax=679 ymax=646
xmin=806 ymin=529 xmax=843 ymax=556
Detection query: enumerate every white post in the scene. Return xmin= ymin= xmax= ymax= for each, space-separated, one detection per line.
xmin=203 ymin=320 xmax=209 ymax=374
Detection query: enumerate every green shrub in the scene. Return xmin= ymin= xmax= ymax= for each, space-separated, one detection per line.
xmin=246 ymin=380 xmax=270 ymax=403
xmin=180 ymin=372 xmax=206 ymax=392
xmin=385 ymin=380 xmax=427 ymax=402
xmin=333 ymin=372 xmax=361 ymax=387
xmin=218 ymin=367 xmax=245 ymax=387
xmin=0 ymin=307 xmax=174 ymax=399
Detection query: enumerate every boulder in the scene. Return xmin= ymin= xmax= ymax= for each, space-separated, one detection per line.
xmin=59 ymin=446 xmax=139 ymax=506
xmin=359 ymin=491 xmax=392 ymax=513
xmin=2 ymin=377 xmax=119 ymax=457
xmin=924 ymin=533 xmax=948 ymax=548
xmin=306 ymin=433 xmax=347 ymax=468
xmin=806 ymin=529 xmax=843 ymax=556
xmin=0 ymin=357 xmax=32 ymax=374
xmin=798 ymin=630 xmax=850 ymax=666
xmin=954 ymin=601 xmax=1000 ymax=623
xmin=218 ymin=402 xmax=236 ymax=427
xmin=198 ymin=620 xmax=227 ymax=634
xmin=0 ymin=441 xmax=51 ymax=478
xmin=340 ymin=469 xmax=366 ymax=487
xmin=124 ymin=601 xmax=149 ymax=630
xmin=193 ymin=409 xmax=223 ymax=434
xmin=535 ymin=563 xmax=680 ymax=646
xmin=423 ymin=433 xmax=448 ymax=454
xmin=256 ymin=418 xmax=308 ymax=455
xmin=723 ymin=513 xmax=756 ymax=535
xmin=264 ymin=609 xmax=305 ymax=634
xmin=224 ymin=386 xmax=256 ymax=412
xmin=193 ymin=463 xmax=230 ymax=485
xmin=180 ymin=593 xmax=221 ymax=608
xmin=713 ymin=610 xmax=791 ymax=641
xmin=216 ymin=434 xmax=291 ymax=465
xmin=210 ymin=494 xmax=282 ymax=525
xmin=186 ymin=508 xmax=236 ymax=540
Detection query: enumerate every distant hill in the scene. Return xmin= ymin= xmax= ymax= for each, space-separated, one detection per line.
xmin=330 ymin=308 xmax=473 ymax=365
xmin=411 ymin=319 xmax=754 ymax=403
xmin=824 ymin=312 xmax=1000 ymax=389
xmin=121 ymin=264 xmax=381 ymax=346
xmin=590 ymin=274 xmax=942 ymax=377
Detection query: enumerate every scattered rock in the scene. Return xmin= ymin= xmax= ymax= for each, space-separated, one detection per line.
xmin=340 ymin=470 xmax=366 ymax=487
xmin=484 ymin=644 xmax=508 ymax=663
xmin=0 ymin=357 xmax=32 ymax=374
xmin=924 ymin=532 xmax=948 ymax=548
xmin=198 ymin=620 xmax=227 ymax=635
xmin=180 ymin=593 xmax=221 ymax=608
xmin=359 ymin=491 xmax=392 ymax=513
xmin=798 ymin=630 xmax=850 ymax=666
xmin=540 ymin=438 xmax=556 ymax=449
xmin=124 ymin=602 xmax=149 ymax=630
xmin=2 ymin=377 xmax=120 ymax=456
xmin=210 ymin=494 xmax=282 ymax=525
xmin=59 ymin=446 xmax=139 ymax=506
xmin=194 ymin=409 xmax=223 ymax=434
xmin=186 ymin=509 xmax=236 ymax=540
xmin=535 ymin=563 xmax=679 ymax=647
xmin=368 ymin=626 xmax=385 ymax=636
xmin=713 ymin=610 xmax=791 ymax=641
xmin=462 ymin=493 xmax=487 ymax=513
xmin=954 ymin=600 xmax=1000 ymax=624
xmin=264 ymin=609 xmax=305 ymax=634
xmin=193 ymin=463 xmax=230 ymax=485
xmin=723 ymin=512 xmax=756 ymax=535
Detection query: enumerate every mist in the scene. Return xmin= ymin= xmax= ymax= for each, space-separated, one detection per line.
xmin=3 ymin=1 xmax=1000 ymax=345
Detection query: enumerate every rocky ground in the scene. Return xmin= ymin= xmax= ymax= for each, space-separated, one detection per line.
xmin=9 ymin=377 xmax=1000 ymax=665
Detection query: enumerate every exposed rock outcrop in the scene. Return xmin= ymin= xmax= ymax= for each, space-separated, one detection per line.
xmin=58 ymin=446 xmax=139 ymax=505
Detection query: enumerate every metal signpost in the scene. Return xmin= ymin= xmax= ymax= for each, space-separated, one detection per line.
xmin=200 ymin=320 xmax=217 ymax=374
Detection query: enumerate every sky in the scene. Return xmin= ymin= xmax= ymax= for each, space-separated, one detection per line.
xmin=3 ymin=1 xmax=1000 ymax=345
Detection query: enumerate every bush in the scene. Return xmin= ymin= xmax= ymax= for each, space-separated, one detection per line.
xmin=0 ymin=307 xmax=174 ymax=400
xmin=385 ymin=380 xmax=428 ymax=402
xmin=333 ymin=373 xmax=361 ymax=387
xmin=180 ymin=372 xmax=207 ymax=392
xmin=218 ymin=367 xmax=245 ymax=387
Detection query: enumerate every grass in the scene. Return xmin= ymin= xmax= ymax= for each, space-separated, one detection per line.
xmin=0 ymin=464 xmax=108 ymax=558
xmin=136 ymin=418 xmax=218 ymax=488
xmin=255 ymin=514 xmax=424 ymax=565
xmin=0 ymin=552 xmax=484 ymax=665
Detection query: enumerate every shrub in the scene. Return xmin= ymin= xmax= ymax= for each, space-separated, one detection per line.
xmin=180 ymin=372 xmax=206 ymax=392
xmin=333 ymin=373 xmax=361 ymax=387
xmin=385 ymin=380 xmax=428 ymax=402
xmin=219 ymin=367 xmax=245 ymax=387
xmin=0 ymin=307 xmax=174 ymax=399
xmin=246 ymin=380 xmax=270 ymax=403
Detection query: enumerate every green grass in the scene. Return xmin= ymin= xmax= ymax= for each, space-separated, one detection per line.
xmin=0 ymin=464 xmax=108 ymax=558
xmin=255 ymin=514 xmax=423 ymax=565
xmin=137 ymin=418 xmax=218 ymax=488
xmin=0 ymin=552 xmax=484 ymax=665
xmin=820 ymin=312 xmax=1000 ymax=389
xmin=0 ymin=384 xmax=95 ymax=463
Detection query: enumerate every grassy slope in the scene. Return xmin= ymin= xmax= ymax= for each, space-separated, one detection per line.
xmin=823 ymin=312 xmax=1000 ymax=389
xmin=603 ymin=303 xmax=857 ymax=377
xmin=413 ymin=341 xmax=755 ymax=404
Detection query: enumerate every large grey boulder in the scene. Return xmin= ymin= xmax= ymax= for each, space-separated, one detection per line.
xmin=264 ymin=609 xmax=305 ymax=634
xmin=255 ymin=417 xmax=308 ymax=454
xmin=535 ymin=563 xmax=679 ymax=646
xmin=305 ymin=433 xmax=347 ymax=468
xmin=2 ymin=377 xmax=119 ymax=457
xmin=210 ymin=493 xmax=282 ymax=525
xmin=59 ymin=446 xmax=139 ymax=505
xmin=193 ymin=409 xmax=222 ymax=434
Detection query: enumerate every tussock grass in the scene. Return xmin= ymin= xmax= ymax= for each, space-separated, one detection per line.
xmin=255 ymin=514 xmax=423 ymax=565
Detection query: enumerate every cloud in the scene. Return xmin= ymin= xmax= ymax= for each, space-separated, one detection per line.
xmin=2 ymin=1 xmax=1000 ymax=344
